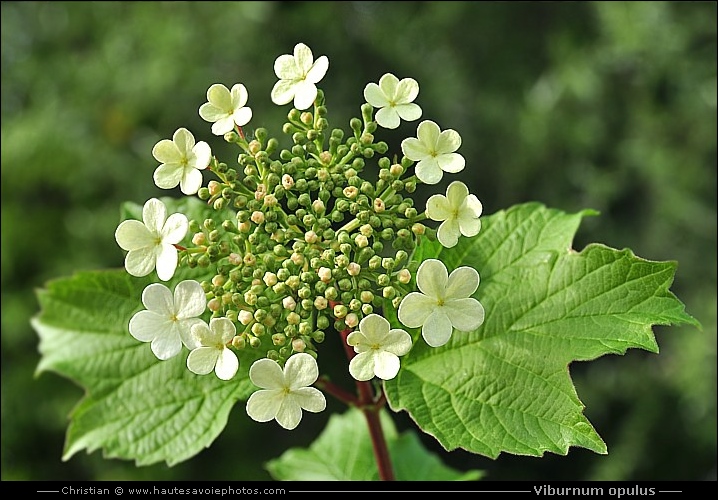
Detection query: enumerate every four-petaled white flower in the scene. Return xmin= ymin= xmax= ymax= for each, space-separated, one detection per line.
xmin=271 ymin=43 xmax=329 ymax=110
xmin=398 ymin=259 xmax=484 ymax=348
xmin=363 ymin=73 xmax=422 ymax=129
xmin=401 ymin=120 xmax=465 ymax=185
xmin=128 ymin=280 xmax=206 ymax=360
xmin=346 ymin=314 xmax=412 ymax=381
xmin=199 ymin=83 xmax=253 ymax=136
xmin=246 ymin=353 xmax=326 ymax=430
xmin=115 ymin=198 xmax=188 ymax=281
xmin=426 ymin=180 xmax=483 ymax=248
xmin=187 ymin=318 xmax=239 ymax=381
xmin=152 ymin=128 xmax=212 ymax=195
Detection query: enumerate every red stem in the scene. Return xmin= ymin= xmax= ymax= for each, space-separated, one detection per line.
xmin=338 ymin=327 xmax=395 ymax=481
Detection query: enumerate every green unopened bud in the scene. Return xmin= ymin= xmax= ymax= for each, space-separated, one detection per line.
xmin=333 ymin=304 xmax=348 ymax=318
xmin=249 ymin=336 xmax=262 ymax=348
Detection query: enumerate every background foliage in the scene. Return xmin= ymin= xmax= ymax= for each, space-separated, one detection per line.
xmin=2 ymin=1 xmax=715 ymax=481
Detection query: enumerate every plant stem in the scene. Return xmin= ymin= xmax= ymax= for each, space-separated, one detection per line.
xmin=338 ymin=327 xmax=396 ymax=481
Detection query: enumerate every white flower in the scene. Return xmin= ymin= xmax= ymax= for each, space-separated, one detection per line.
xmin=397 ymin=259 xmax=484 ymax=348
xmin=187 ymin=318 xmax=239 ymax=381
xmin=271 ymin=43 xmax=329 ymax=110
xmin=246 ymin=353 xmax=326 ymax=430
xmin=152 ymin=128 xmax=212 ymax=195
xmin=363 ymin=73 xmax=422 ymax=129
xmin=128 ymin=280 xmax=206 ymax=360
xmin=346 ymin=314 xmax=412 ymax=381
xmin=198 ymin=83 xmax=253 ymax=136
xmin=426 ymin=181 xmax=483 ymax=248
xmin=114 ymin=198 xmax=188 ymax=281
xmin=401 ymin=120 xmax=465 ymax=185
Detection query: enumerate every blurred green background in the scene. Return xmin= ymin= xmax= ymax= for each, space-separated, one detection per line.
xmin=1 ymin=1 xmax=715 ymax=481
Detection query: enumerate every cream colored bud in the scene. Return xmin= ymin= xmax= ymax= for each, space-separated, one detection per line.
xmin=312 ymin=199 xmax=325 ymax=214
xmin=228 ymin=252 xmax=242 ymax=265
xmin=287 ymin=312 xmax=300 ymax=325
xmin=314 ymin=296 xmax=328 ymax=310
xmin=207 ymin=297 xmax=221 ymax=312
xmin=208 ymin=180 xmax=222 ymax=196
xmin=344 ymin=313 xmax=359 ymax=328
xmin=397 ymin=268 xmax=411 ymax=284
xmin=192 ymin=232 xmax=207 ymax=246
xmin=355 ymin=234 xmax=369 ymax=248
xmin=264 ymin=194 xmax=278 ymax=207
xmin=238 ymin=310 xmax=254 ymax=325
xmin=373 ymin=198 xmax=385 ymax=213
xmin=291 ymin=338 xmax=306 ymax=352
xmin=282 ymin=174 xmax=295 ymax=190
xmin=290 ymin=252 xmax=304 ymax=266
xmin=343 ymin=186 xmax=359 ymax=199
xmin=347 ymin=262 xmax=361 ymax=276
xmin=318 ymin=267 xmax=332 ymax=283
xmin=238 ymin=221 xmax=251 ymax=233
xmin=305 ymin=230 xmax=318 ymax=244
xmin=251 ymin=211 xmax=265 ymax=224
xmin=283 ymin=296 xmax=297 ymax=311
xmin=263 ymin=272 xmax=278 ymax=287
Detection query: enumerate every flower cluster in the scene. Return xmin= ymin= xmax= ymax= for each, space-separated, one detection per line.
xmin=115 ymin=42 xmax=485 ymax=429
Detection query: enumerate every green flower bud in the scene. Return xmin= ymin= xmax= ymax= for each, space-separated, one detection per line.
xmin=249 ymin=336 xmax=262 ymax=348
xmin=317 ymin=315 xmax=330 ymax=330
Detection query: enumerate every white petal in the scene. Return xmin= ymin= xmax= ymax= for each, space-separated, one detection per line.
xmin=215 ymin=348 xmax=239 ymax=380
xmin=152 ymin=139 xmax=181 ymax=164
xmin=142 ymin=198 xmax=167 ymax=234
xmin=199 ymin=103 xmax=226 ymax=122
xmin=443 ymin=297 xmax=485 ymax=332
xmin=395 ymin=77 xmax=419 ymax=103
xmin=285 ymin=352 xmax=319 ymax=388
xmin=378 ymin=73 xmax=399 ymax=99
xmin=207 ymin=84 xmax=232 ymax=111
xmin=211 ymin=116 xmax=234 ymax=136
xmin=395 ymin=103 xmax=422 ymax=122
xmin=293 ymin=81 xmax=318 ymax=110
xmin=372 ymin=351 xmax=401 ymax=380
xmin=445 ymin=266 xmax=480 ymax=299
xmin=179 ymin=168 xmax=203 ymax=195
xmin=191 ymin=141 xmax=212 ymax=170
xmin=211 ymin=317 xmax=236 ymax=343
xmin=274 ymin=54 xmax=299 ymax=79
xmin=416 ymin=120 xmax=440 ymax=146
xmin=115 ymin=220 xmax=153 ymax=251
xmin=437 ymin=152 xmax=465 ymax=174
xmin=153 ymin=163 xmax=183 ymax=190
xmin=173 ymin=280 xmax=206 ymax=318
xmin=459 ymin=216 xmax=482 ymax=238
xmin=306 ymin=55 xmax=328 ymax=84
xmin=179 ymin=318 xmax=204 ymax=350
xmin=416 ymin=259 xmax=448 ymax=297
xmin=293 ymin=43 xmax=314 ymax=73
xmin=437 ymin=219 xmax=460 ymax=248
xmin=445 ymin=181 xmax=469 ymax=208
xmin=271 ymin=79 xmax=296 ymax=106
xmin=375 ymin=107 xmax=400 ymax=129
xmin=363 ymin=82 xmax=389 ymax=107
xmin=150 ymin=330 xmax=183 ymax=360
xmin=141 ymin=282 xmax=173 ymax=313
xmin=187 ymin=347 xmax=219 ymax=375
xmin=349 ymin=352 xmax=375 ymax=381
xmin=346 ymin=330 xmax=365 ymax=350
xmin=358 ymin=314 xmax=390 ymax=341
xmin=161 ymin=212 xmax=188 ymax=244
xmin=382 ymin=329 xmax=413 ymax=356
xmin=129 ymin=310 xmax=170 ymax=342
xmin=462 ymin=194 xmax=483 ymax=217
xmin=172 ymin=127 xmax=194 ymax=154
xmin=415 ymin=159 xmax=443 ymax=185
xmin=291 ymin=387 xmax=326 ymax=413
xmin=397 ymin=292 xmax=435 ymax=328
xmin=230 ymin=83 xmax=249 ymax=107
xmin=275 ymin=397 xmax=303 ymax=430
xmin=232 ymin=107 xmax=252 ymax=127
xmin=436 ymin=128 xmax=462 ymax=153
xmin=401 ymin=137 xmax=429 ymax=161
xmin=246 ymin=389 xmax=283 ymax=422
xmin=422 ymin=310 xmax=453 ymax=347
xmin=125 ymin=248 xmax=157 ymax=278
xmin=426 ymin=194 xmax=451 ymax=221
xmin=155 ymin=244 xmax=178 ymax=281
xmin=249 ymin=358 xmax=284 ymax=390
